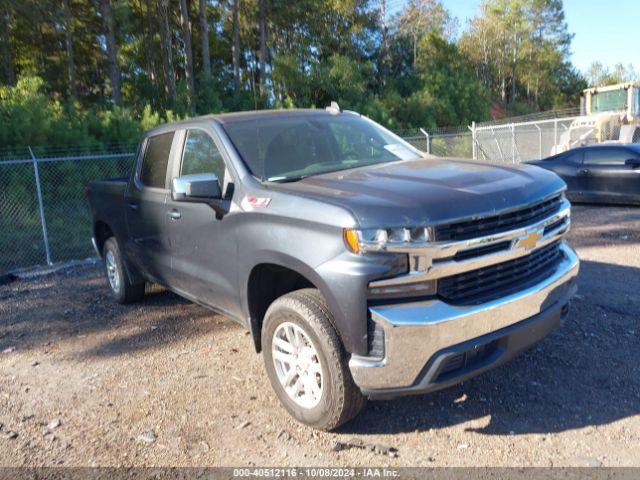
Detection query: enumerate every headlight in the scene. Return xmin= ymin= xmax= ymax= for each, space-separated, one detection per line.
xmin=343 ymin=227 xmax=432 ymax=254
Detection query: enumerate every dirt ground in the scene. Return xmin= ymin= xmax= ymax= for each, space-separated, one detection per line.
xmin=1 ymin=205 xmax=639 ymax=467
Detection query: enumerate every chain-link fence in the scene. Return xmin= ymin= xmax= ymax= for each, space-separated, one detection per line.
xmin=400 ymin=127 xmax=473 ymax=158
xmin=472 ymin=116 xmax=580 ymax=163
xmin=1 ymin=149 xmax=135 ymax=273
xmin=403 ymin=113 xmax=589 ymax=164
xmin=404 ymin=114 xmax=610 ymax=164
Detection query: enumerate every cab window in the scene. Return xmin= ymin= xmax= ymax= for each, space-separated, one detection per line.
xmin=181 ymin=130 xmax=226 ymax=182
xmin=139 ymin=132 xmax=174 ymax=189
xmin=583 ymin=149 xmax=631 ymax=165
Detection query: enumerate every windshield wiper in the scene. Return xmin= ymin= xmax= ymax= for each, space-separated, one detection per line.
xmin=266 ymin=174 xmax=310 ymax=183
xmin=267 ymin=160 xmax=400 ymax=183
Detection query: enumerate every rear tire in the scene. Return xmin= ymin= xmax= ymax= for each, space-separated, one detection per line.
xmin=262 ymin=288 xmax=366 ymax=431
xmin=103 ymin=237 xmax=145 ymax=304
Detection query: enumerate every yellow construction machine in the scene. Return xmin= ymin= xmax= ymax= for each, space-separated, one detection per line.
xmin=553 ymin=82 xmax=640 ymax=153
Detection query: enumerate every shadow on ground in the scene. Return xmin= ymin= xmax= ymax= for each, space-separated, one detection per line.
xmin=0 ymin=265 xmax=238 ymax=358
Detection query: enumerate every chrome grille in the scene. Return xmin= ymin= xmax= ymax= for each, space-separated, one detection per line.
xmin=434 ymin=195 xmax=563 ymax=241
xmin=438 ymin=240 xmax=563 ymax=305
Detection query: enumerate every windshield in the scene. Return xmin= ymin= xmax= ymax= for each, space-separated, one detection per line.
xmin=221 ymin=113 xmax=422 ymax=181
xmin=591 ymin=89 xmax=627 ymax=113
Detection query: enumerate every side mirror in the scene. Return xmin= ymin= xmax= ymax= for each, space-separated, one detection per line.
xmin=625 ymin=158 xmax=640 ymax=169
xmin=172 ymin=173 xmax=222 ymax=202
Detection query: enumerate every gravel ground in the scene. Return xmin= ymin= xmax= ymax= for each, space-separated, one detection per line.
xmin=0 ymin=204 xmax=639 ymax=467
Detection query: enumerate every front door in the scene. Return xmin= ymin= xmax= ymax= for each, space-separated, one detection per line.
xmin=582 ymin=148 xmax=640 ymax=202
xmin=165 ymin=128 xmax=240 ymax=317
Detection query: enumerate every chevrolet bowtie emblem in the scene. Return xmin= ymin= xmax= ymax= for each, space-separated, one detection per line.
xmin=516 ymin=230 xmax=543 ymax=250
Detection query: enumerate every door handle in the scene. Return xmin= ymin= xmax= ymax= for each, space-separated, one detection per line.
xmin=167 ymin=209 xmax=182 ymax=220
xmin=579 ymin=168 xmax=589 ymax=174
xmin=127 ymin=202 xmax=139 ymax=210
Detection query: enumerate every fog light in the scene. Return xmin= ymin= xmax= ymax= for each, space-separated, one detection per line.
xmin=368 ymin=280 xmax=437 ymax=299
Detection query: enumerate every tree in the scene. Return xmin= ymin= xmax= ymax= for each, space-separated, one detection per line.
xmin=178 ymin=0 xmax=195 ymax=109
xmin=61 ymin=0 xmax=77 ymax=97
xmin=98 ymin=0 xmax=121 ymax=104
xmin=415 ymin=33 xmax=489 ymax=126
xmin=232 ymin=0 xmax=240 ymax=91
xmin=0 ymin=3 xmax=15 ymax=85
xmin=258 ymin=0 xmax=267 ymax=94
xmin=144 ymin=0 xmax=160 ymax=103
xmin=198 ymin=0 xmax=211 ymax=81
xmin=392 ymin=0 xmax=456 ymax=69
xmin=460 ymin=0 xmax=576 ymax=111
xmin=0 ymin=0 xmax=599 ymax=145
xmin=586 ymin=61 xmax=639 ymax=87
xmin=157 ymin=0 xmax=176 ymax=103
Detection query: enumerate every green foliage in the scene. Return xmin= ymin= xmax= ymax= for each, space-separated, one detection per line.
xmin=415 ymin=34 xmax=490 ymax=127
xmin=0 ymin=77 xmax=56 ymax=147
xmin=459 ymin=0 xmax=586 ymax=114
xmin=0 ymin=76 xmax=177 ymax=153
xmin=0 ymin=0 xmax=594 ymax=151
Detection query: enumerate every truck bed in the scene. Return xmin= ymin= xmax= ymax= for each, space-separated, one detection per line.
xmin=86 ymin=177 xmax=129 ymax=251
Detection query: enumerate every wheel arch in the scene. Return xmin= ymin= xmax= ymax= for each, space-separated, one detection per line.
xmin=93 ymin=220 xmax=114 ymax=257
xmin=244 ymin=255 xmax=342 ymax=353
xmin=93 ymin=221 xmax=145 ymax=286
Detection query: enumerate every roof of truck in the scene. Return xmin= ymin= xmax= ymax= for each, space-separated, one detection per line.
xmin=144 ymin=108 xmax=354 ymax=137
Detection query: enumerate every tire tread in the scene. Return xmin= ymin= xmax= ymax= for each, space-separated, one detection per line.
xmin=103 ymin=237 xmax=145 ymax=304
xmin=263 ymin=288 xmax=366 ymax=430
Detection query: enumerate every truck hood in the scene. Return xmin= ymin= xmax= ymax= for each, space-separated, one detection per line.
xmin=270 ymin=158 xmax=566 ymax=228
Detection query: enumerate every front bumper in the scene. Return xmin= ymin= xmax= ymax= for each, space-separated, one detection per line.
xmin=349 ymin=242 xmax=579 ymax=397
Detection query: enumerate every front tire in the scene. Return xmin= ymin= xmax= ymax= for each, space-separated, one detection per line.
xmin=262 ymin=289 xmax=366 ymax=431
xmin=103 ymin=237 xmax=145 ymax=304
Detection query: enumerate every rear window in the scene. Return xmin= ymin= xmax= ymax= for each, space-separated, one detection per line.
xmin=140 ymin=132 xmax=174 ymax=188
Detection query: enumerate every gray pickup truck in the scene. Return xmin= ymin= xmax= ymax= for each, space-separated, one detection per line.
xmin=87 ymin=107 xmax=579 ymax=430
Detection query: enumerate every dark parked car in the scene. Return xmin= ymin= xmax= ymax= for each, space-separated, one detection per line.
xmin=528 ymin=144 xmax=640 ymax=205
xmin=86 ymin=108 xmax=578 ymax=430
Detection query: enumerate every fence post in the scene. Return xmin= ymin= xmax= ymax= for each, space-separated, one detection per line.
xmin=553 ymin=118 xmax=558 ymax=152
xmin=471 ymin=121 xmax=477 ymax=160
xmin=28 ymin=146 xmax=52 ymax=266
xmin=511 ymin=123 xmax=516 ymax=162
xmin=535 ymin=123 xmax=542 ymax=160
xmin=419 ymin=128 xmax=431 ymax=154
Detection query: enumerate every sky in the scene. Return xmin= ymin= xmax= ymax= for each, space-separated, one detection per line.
xmin=393 ymin=0 xmax=639 ymax=75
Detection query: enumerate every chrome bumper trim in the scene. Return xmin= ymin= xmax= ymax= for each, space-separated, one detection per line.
xmin=349 ymin=242 xmax=579 ymax=391
xmin=369 ymin=199 xmax=570 ymax=288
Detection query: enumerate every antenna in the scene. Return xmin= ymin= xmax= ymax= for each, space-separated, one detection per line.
xmin=326 ymin=101 xmax=342 ymax=114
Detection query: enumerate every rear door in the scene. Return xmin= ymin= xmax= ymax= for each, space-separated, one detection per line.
xmin=582 ymin=148 xmax=640 ymax=202
xmin=165 ymin=127 xmax=240 ymax=317
xmin=124 ymin=131 xmax=175 ymax=284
